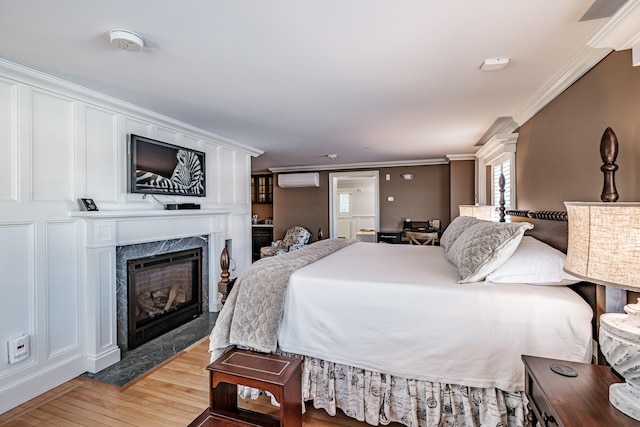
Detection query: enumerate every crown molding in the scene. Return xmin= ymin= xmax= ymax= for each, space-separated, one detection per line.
xmin=268 ymin=158 xmax=449 ymax=173
xmin=474 ymin=117 xmax=519 ymax=146
xmin=475 ymin=133 xmax=518 ymax=162
xmin=0 ymin=58 xmax=263 ymax=157
xmin=587 ymin=0 xmax=640 ymax=51
xmin=513 ymin=1 xmax=640 ymax=126
xmin=445 ymin=154 xmax=476 ymax=161
xmin=512 ymin=44 xmax=611 ymax=127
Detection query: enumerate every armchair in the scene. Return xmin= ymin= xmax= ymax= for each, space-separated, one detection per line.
xmin=260 ymin=226 xmax=311 ymax=258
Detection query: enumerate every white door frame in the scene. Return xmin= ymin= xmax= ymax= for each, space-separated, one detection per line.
xmin=329 ymin=170 xmax=379 ymax=238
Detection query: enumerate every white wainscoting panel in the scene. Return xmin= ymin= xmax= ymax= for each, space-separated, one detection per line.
xmin=0 ymin=58 xmax=260 ymax=415
xmin=205 ymin=144 xmax=220 ymax=204
xmin=0 ymin=78 xmax=17 ymax=201
xmin=237 ymin=153 xmax=250 ymax=205
xmin=46 ymin=221 xmax=79 ymax=358
xmin=124 ymin=116 xmax=152 ymax=138
xmin=219 ymin=147 xmax=235 ymax=205
xmin=85 ymin=106 xmax=119 ymax=203
xmin=0 ymin=223 xmax=35 ymax=376
xmin=31 ymin=90 xmax=74 ymax=202
xmin=157 ymin=127 xmax=179 ymax=145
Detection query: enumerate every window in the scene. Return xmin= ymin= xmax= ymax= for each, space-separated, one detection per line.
xmin=475 ymin=133 xmax=517 ymax=221
xmin=339 ymin=192 xmax=352 ymax=215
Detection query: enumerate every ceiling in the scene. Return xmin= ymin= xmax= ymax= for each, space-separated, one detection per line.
xmin=0 ymin=1 xmax=633 ymax=172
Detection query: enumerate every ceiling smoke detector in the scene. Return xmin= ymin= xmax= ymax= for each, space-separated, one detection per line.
xmin=109 ymin=29 xmax=144 ymax=52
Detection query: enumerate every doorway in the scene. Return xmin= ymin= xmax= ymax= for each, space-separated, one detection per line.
xmin=329 ymin=171 xmax=379 ymax=239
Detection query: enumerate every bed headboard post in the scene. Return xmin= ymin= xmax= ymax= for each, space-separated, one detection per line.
xmin=600 ymin=127 xmax=619 ymax=202
xmin=498 ymin=173 xmax=506 ymax=222
xmin=218 ymin=247 xmax=231 ymax=303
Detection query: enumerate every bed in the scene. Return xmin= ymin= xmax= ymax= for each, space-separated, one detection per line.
xmin=209 ymin=211 xmax=596 ymax=427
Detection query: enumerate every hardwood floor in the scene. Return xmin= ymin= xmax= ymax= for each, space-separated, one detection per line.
xmin=0 ymin=338 xmax=402 ymax=427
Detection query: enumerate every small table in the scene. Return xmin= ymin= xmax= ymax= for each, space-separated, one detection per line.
xmin=405 ymin=231 xmax=438 ymax=245
xmin=190 ymin=347 xmax=302 ymax=427
xmin=522 ymin=355 xmax=640 ymax=426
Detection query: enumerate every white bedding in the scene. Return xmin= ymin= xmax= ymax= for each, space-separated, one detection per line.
xmin=277 ymin=241 xmax=592 ymax=392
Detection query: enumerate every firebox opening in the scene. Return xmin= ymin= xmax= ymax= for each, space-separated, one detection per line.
xmin=127 ymin=248 xmax=203 ymax=349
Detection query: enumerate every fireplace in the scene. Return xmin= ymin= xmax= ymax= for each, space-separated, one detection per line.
xmin=127 ymin=248 xmax=203 ymax=349
xmin=71 ymin=209 xmax=226 ymax=373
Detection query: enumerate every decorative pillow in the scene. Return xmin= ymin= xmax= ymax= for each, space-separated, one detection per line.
xmin=446 ymin=221 xmax=534 ymax=283
xmin=485 ymin=236 xmax=580 ymax=285
xmin=440 ymin=216 xmax=482 ymax=253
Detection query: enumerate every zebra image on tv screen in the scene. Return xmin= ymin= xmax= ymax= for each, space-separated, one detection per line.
xmin=136 ymin=149 xmax=204 ymax=195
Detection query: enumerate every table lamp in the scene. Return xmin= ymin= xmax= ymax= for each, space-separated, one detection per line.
xmin=459 ymin=205 xmax=494 ymax=221
xmin=564 ymin=201 xmax=640 ymax=421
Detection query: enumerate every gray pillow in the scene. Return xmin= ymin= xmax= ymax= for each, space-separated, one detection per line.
xmin=446 ymin=221 xmax=534 ymax=283
xmin=440 ymin=216 xmax=482 ymax=253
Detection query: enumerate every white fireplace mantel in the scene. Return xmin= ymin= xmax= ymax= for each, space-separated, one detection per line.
xmin=70 ymin=208 xmax=229 ymax=373
xmin=70 ymin=208 xmax=229 ymax=247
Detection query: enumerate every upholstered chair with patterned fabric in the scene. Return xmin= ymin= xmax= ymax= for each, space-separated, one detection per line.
xmin=260 ymin=226 xmax=312 ymax=258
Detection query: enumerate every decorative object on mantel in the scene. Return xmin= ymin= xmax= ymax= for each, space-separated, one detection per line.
xmin=79 ymin=198 xmax=98 ymax=211
xmin=600 ymin=127 xmax=619 ymax=202
xmin=564 ymin=201 xmax=640 ymax=421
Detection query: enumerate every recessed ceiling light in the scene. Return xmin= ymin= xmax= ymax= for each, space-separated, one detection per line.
xmin=109 ymin=29 xmax=144 ymax=52
xmin=327 ymin=154 xmax=338 ymax=159
xmin=479 ymin=58 xmax=510 ymax=71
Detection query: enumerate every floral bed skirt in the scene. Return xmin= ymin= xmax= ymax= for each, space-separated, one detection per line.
xmin=284 ymin=353 xmax=531 ymax=427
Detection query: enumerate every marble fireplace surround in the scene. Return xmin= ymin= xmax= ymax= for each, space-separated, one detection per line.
xmin=71 ymin=209 xmax=228 ymax=373
xmin=116 ymin=236 xmax=209 ymax=353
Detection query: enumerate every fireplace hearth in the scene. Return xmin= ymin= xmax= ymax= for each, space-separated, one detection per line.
xmin=127 ymin=247 xmax=203 ymax=349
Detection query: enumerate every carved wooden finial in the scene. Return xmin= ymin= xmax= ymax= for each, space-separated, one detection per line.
xmin=499 ymin=173 xmax=506 ymax=222
xmin=218 ymin=247 xmax=231 ymax=303
xmin=317 ymin=228 xmax=324 ymax=240
xmin=600 ymin=127 xmax=619 ymax=202
xmin=219 ymin=247 xmax=230 ymax=284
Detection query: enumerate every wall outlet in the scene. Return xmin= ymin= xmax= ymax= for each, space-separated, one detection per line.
xmin=8 ymin=335 xmax=29 ymax=364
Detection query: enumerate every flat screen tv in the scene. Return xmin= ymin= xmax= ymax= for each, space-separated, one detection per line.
xmin=130 ymin=134 xmax=206 ymax=197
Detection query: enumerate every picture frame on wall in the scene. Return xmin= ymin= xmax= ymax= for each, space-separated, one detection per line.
xmin=80 ymin=198 xmax=98 ymax=211
xmin=129 ymin=134 xmax=206 ymax=197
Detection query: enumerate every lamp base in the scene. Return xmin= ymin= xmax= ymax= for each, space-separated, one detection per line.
xmin=610 ymin=383 xmax=640 ymax=421
xmin=600 ymin=305 xmax=640 ymax=422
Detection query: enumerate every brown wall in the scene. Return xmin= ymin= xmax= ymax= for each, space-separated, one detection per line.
xmin=449 ymin=160 xmax=475 ymax=220
xmin=378 ymin=165 xmax=450 ymax=230
xmin=251 ymin=204 xmax=273 ymax=222
xmin=272 ymin=171 xmax=330 ymax=242
xmin=271 ymin=164 xmax=453 ymax=240
xmin=517 ymin=50 xmax=640 ymax=210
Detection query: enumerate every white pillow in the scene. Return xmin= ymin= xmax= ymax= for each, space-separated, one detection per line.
xmin=485 ymin=236 xmax=580 ymax=285
xmin=446 ymin=221 xmax=533 ymax=283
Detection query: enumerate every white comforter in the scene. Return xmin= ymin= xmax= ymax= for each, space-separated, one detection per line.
xmin=277 ymin=242 xmax=592 ymax=392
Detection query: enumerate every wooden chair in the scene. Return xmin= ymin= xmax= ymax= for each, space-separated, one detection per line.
xmin=405 ymin=231 xmax=438 ymax=245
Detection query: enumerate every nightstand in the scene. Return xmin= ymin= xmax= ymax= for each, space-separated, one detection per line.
xmin=522 ymin=355 xmax=640 ymax=426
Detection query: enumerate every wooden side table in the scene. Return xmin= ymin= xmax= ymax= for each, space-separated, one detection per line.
xmin=190 ymin=347 xmax=302 ymax=427
xmin=522 ymin=355 xmax=640 ymax=426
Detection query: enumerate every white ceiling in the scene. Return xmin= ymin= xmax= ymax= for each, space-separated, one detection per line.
xmin=0 ymin=1 xmax=633 ymax=171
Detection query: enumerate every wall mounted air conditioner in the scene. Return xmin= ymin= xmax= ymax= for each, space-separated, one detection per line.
xmin=277 ymin=172 xmax=320 ymax=188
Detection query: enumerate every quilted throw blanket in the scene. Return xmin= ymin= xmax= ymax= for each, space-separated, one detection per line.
xmin=209 ymin=238 xmax=355 ymax=359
